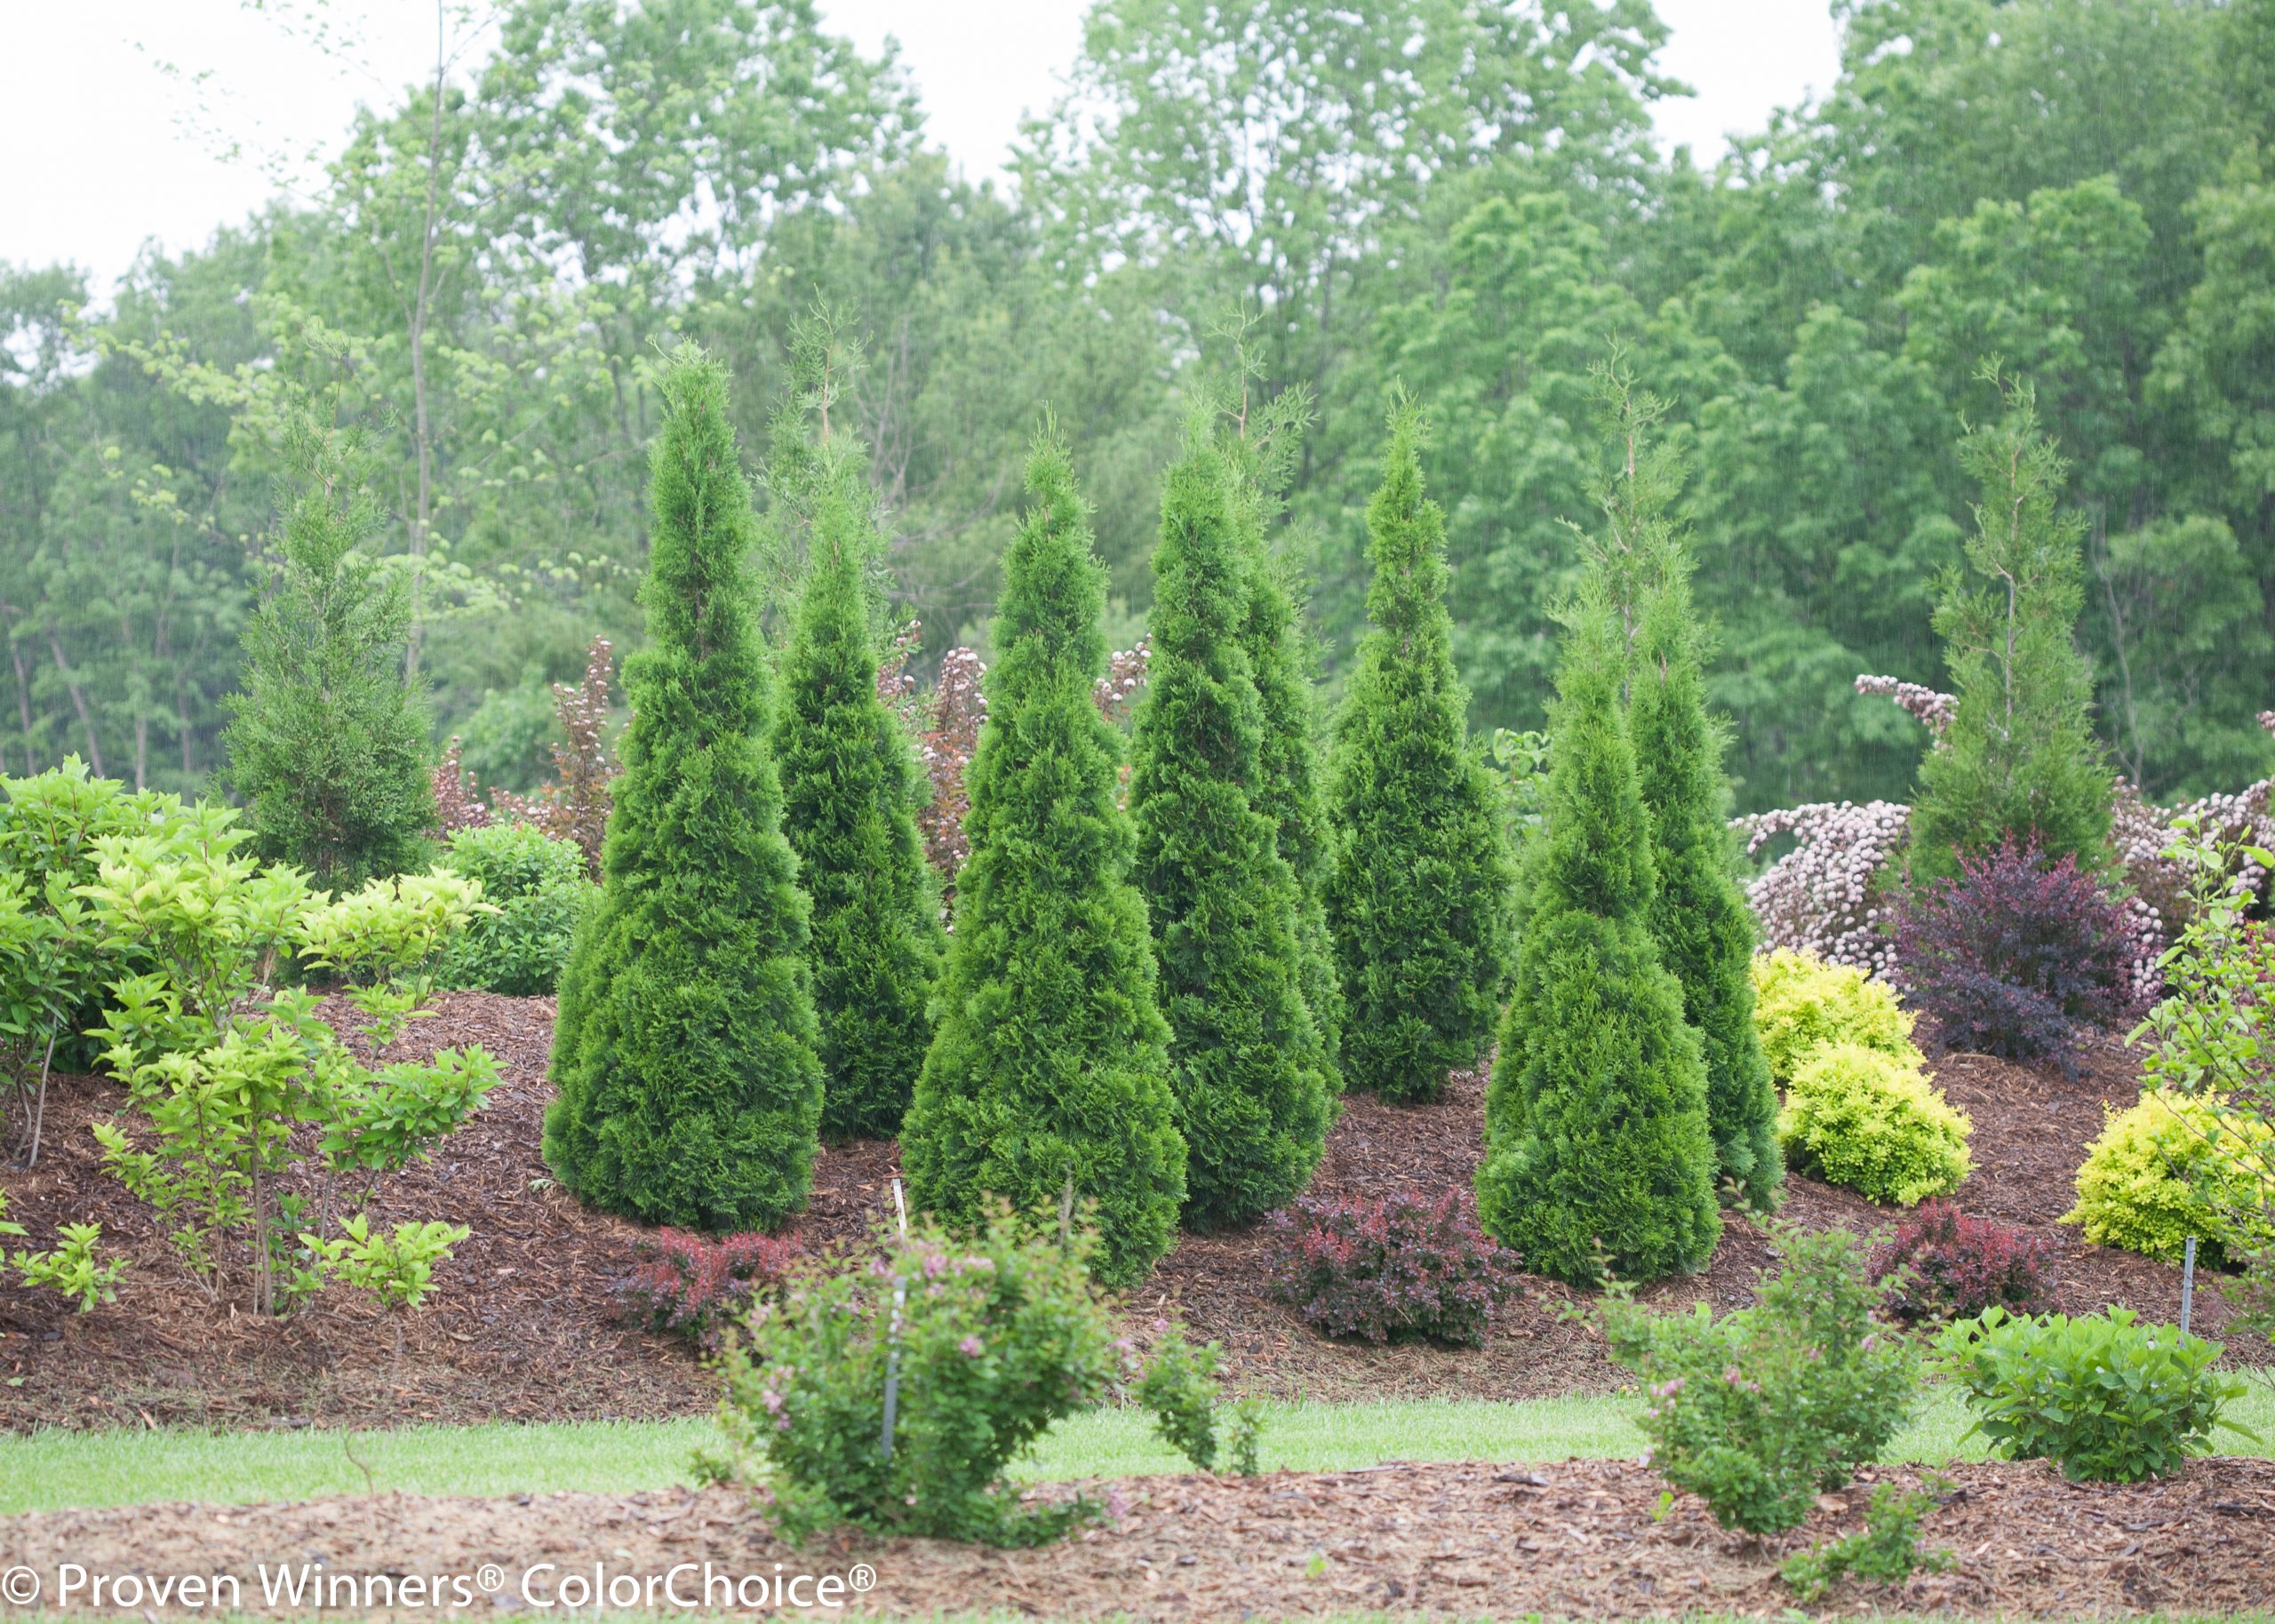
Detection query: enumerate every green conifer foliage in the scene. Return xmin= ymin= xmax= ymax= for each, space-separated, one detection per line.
xmin=901 ymin=433 xmax=1185 ymax=1287
xmin=224 ymin=415 xmax=435 ymax=889
xmin=773 ymin=468 xmax=943 ymax=1142
xmin=1324 ymin=403 xmax=1515 ymax=1103
xmin=1477 ymin=597 xmax=1720 ymax=1286
xmin=1130 ymin=433 xmax=1332 ymax=1230
xmin=1911 ymin=372 xmax=2115 ymax=880
xmin=543 ymin=346 xmax=823 ymax=1231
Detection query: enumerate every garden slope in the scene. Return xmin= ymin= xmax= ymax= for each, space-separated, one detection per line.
xmin=0 ymin=995 xmax=2254 ymax=1429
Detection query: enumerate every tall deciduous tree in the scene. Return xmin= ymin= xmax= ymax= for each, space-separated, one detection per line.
xmin=1324 ymin=401 xmax=1513 ymax=1103
xmin=1130 ymin=431 xmax=1331 ymax=1230
xmin=901 ymin=432 xmax=1184 ymax=1287
xmin=543 ymin=345 xmax=822 ymax=1230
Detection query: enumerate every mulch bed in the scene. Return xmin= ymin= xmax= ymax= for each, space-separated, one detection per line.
xmin=0 ymin=994 xmax=2261 ymax=1430
xmin=6 ymin=1457 xmax=2272 ymax=1619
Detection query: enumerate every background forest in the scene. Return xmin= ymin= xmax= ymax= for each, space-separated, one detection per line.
xmin=5 ymin=0 xmax=2274 ymax=817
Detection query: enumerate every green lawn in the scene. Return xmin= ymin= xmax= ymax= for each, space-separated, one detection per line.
xmin=8 ymin=1379 xmax=2272 ymax=1517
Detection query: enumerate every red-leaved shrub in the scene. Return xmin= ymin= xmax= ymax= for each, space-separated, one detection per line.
xmin=616 ymin=1229 xmax=801 ymax=1350
xmin=1265 ymin=1189 xmax=1522 ymax=1347
xmin=1872 ymin=1200 xmax=2056 ymax=1324
xmin=1893 ymin=837 xmax=2156 ymax=1064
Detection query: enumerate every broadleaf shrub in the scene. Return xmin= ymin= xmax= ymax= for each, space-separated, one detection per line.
xmin=1779 ymin=1042 xmax=1972 ymax=1206
xmin=1265 ymin=1188 xmax=1521 ymax=1347
xmin=1137 ymin=1326 xmax=1265 ymax=1476
xmin=436 ymin=822 xmax=595 ymax=997
xmin=1933 ymin=1306 xmax=2252 ymax=1481
xmin=1781 ymin=1483 xmax=1952 ymax=1603
xmin=1606 ymin=1222 xmax=1919 ymax=1534
xmin=1872 ymin=1201 xmax=2055 ymax=1323
xmin=2063 ymin=1089 xmax=2275 ymax=1267
xmin=1751 ymin=949 xmax=1920 ymax=1087
xmin=617 ymin=1228 xmax=802 ymax=1350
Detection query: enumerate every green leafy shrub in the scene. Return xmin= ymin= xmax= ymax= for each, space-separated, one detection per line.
xmin=1137 ymin=1327 xmax=1265 ymax=1476
xmin=1781 ymin=1483 xmax=1952 ymax=1603
xmin=3 ymin=1193 xmax=125 ymax=1313
xmin=301 ymin=1214 xmax=468 ymax=1310
xmin=436 ymin=822 xmax=595 ymax=997
xmin=2063 ymin=1089 xmax=2275 ymax=1267
xmin=1779 ymin=1042 xmax=1972 ymax=1205
xmin=1605 ymin=1222 xmax=1919 ymax=1534
xmin=299 ymin=868 xmax=494 ymax=1039
xmin=702 ymin=1206 xmax=1119 ymax=1545
xmin=1751 ymin=949 xmax=1921 ymax=1087
xmin=1933 ymin=1306 xmax=2253 ymax=1481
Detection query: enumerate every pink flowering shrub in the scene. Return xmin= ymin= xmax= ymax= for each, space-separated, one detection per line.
xmin=614 ymin=1228 xmax=802 ymax=1350
xmin=1736 ymin=799 xmax=1911 ymax=978
xmin=1265 ymin=1189 xmax=1522 ymax=1347
xmin=1872 ymin=1201 xmax=2056 ymax=1325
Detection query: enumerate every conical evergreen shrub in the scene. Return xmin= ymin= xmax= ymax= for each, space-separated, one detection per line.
xmin=1477 ymin=595 xmax=1720 ymax=1286
xmin=544 ymin=345 xmax=823 ymax=1231
xmin=1129 ymin=433 xmax=1332 ymax=1230
xmin=773 ymin=467 xmax=943 ymax=1142
xmin=900 ymin=432 xmax=1185 ymax=1287
xmin=1324 ymin=402 xmax=1515 ymax=1103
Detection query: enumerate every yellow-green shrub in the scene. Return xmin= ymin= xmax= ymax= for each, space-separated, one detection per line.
xmin=1752 ymin=949 xmax=1920 ymax=1086
xmin=1778 ymin=1042 xmax=1972 ymax=1206
xmin=2063 ymin=1091 xmax=2275 ymax=1268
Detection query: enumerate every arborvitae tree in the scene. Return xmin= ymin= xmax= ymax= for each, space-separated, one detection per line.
xmin=224 ymin=415 xmax=435 ymax=888
xmin=900 ymin=432 xmax=1185 ymax=1287
xmin=1477 ymin=595 xmax=1720 ymax=1286
xmin=1911 ymin=370 xmax=2114 ymax=880
xmin=1323 ymin=402 xmax=1515 ymax=1103
xmin=1129 ymin=432 xmax=1332 ymax=1230
xmin=773 ymin=466 xmax=943 ymax=1142
xmin=543 ymin=345 xmax=823 ymax=1230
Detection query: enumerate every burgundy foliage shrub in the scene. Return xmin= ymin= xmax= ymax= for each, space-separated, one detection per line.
xmin=1872 ymin=1200 xmax=2056 ymax=1324
xmin=1892 ymin=837 xmax=2155 ymax=1063
xmin=615 ymin=1229 xmax=802 ymax=1350
xmin=1265 ymin=1188 xmax=1522 ymax=1347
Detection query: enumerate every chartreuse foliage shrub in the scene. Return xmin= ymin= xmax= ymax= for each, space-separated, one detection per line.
xmin=2064 ymin=1090 xmax=2275 ymax=1267
xmin=545 ymin=346 xmax=824 ymax=1233
xmin=1605 ymin=1222 xmax=1918 ymax=1534
xmin=435 ymin=822 xmax=593 ymax=997
xmin=1478 ymin=596 xmax=1720 ymax=1286
xmin=1934 ymin=1306 xmax=2253 ymax=1481
xmin=774 ymin=472 xmax=943 ymax=1141
xmin=1751 ymin=948 xmax=1921 ymax=1087
xmin=1778 ymin=1042 xmax=1973 ymax=1206
xmin=0 ymin=1190 xmax=125 ymax=1313
xmin=1129 ymin=431 xmax=1330 ymax=1230
xmin=901 ymin=434 xmax=1184 ymax=1287
xmin=1324 ymin=402 xmax=1513 ymax=1103
xmin=700 ymin=1206 xmax=1121 ymax=1546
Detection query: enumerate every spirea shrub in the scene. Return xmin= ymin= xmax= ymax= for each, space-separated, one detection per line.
xmin=2063 ymin=1090 xmax=2275 ymax=1268
xmin=616 ymin=1228 xmax=802 ymax=1351
xmin=1265 ymin=1188 xmax=1522 ymax=1348
xmin=700 ymin=1208 xmax=1119 ymax=1546
xmin=1751 ymin=949 xmax=1921 ymax=1087
xmin=1779 ymin=1043 xmax=1972 ymax=1206
xmin=436 ymin=821 xmax=594 ymax=996
xmin=1893 ymin=838 xmax=2154 ymax=1062
xmin=1872 ymin=1201 xmax=2056 ymax=1324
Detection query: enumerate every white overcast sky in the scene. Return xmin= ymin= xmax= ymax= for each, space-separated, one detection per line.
xmin=0 ymin=0 xmax=1844 ymax=290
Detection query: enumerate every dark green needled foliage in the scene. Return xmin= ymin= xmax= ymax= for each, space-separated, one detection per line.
xmin=1477 ymin=595 xmax=1720 ymax=1286
xmin=774 ymin=467 xmax=943 ymax=1142
xmin=1129 ymin=432 xmax=1332 ymax=1231
xmin=224 ymin=414 xmax=436 ymax=889
xmin=900 ymin=432 xmax=1184 ymax=1287
xmin=543 ymin=345 xmax=823 ymax=1231
xmin=1323 ymin=402 xmax=1515 ymax=1103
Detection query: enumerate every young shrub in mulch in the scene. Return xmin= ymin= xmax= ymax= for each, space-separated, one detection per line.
xmin=1265 ymin=1188 xmax=1522 ymax=1348
xmin=1872 ymin=1200 xmax=2056 ymax=1324
xmin=544 ymin=345 xmax=824 ymax=1232
xmin=1129 ymin=429 xmax=1331 ymax=1230
xmin=1751 ymin=948 xmax=1921 ymax=1087
xmin=1477 ymin=593 xmax=1720 ymax=1286
xmin=436 ymin=821 xmax=594 ymax=997
xmin=2063 ymin=1088 xmax=2275 ymax=1268
xmin=1605 ymin=1222 xmax=1920 ymax=1534
xmin=1779 ymin=1041 xmax=1973 ymax=1206
xmin=1138 ymin=1327 xmax=1265 ymax=1475
xmin=1893 ymin=836 xmax=2151 ymax=1063
xmin=900 ymin=434 xmax=1185 ymax=1287
xmin=615 ymin=1229 xmax=802 ymax=1351
xmin=1324 ymin=400 xmax=1515 ymax=1103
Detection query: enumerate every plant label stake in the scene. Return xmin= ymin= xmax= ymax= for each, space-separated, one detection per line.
xmin=882 ymin=1176 xmax=909 ymax=1461
xmin=2180 ymin=1234 xmax=2197 ymax=1335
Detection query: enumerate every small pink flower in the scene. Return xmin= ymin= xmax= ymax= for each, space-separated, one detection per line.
xmin=959 ymin=1334 xmax=986 ymax=1357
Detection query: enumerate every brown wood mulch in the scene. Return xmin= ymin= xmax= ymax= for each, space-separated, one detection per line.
xmin=0 ymin=994 xmax=2261 ymax=1431
xmin=5 ymin=1458 xmax=2272 ymax=1619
